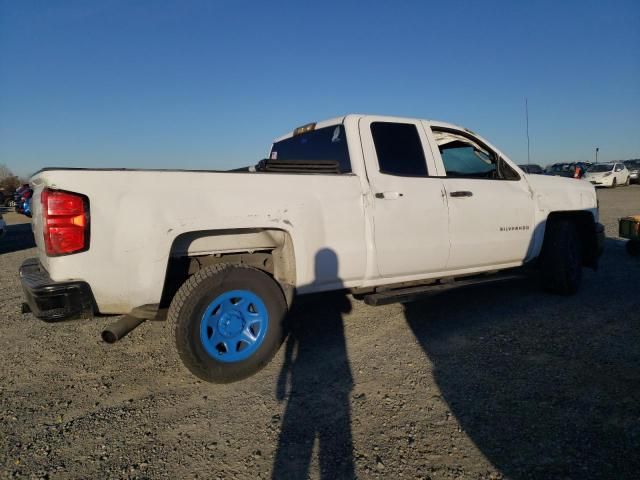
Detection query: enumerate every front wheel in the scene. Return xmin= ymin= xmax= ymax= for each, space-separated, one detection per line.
xmin=611 ymin=178 xmax=617 ymax=188
xmin=540 ymin=220 xmax=582 ymax=295
xmin=167 ymin=264 xmax=288 ymax=383
xmin=625 ymin=176 xmax=631 ymax=186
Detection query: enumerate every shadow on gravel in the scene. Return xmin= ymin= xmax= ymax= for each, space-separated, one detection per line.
xmin=0 ymin=223 xmax=35 ymax=254
xmin=404 ymin=238 xmax=640 ymax=479
xmin=273 ymin=250 xmax=355 ymax=479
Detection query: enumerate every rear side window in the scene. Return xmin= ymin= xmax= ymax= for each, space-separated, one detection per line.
xmin=270 ymin=125 xmax=351 ymax=173
xmin=370 ymin=122 xmax=429 ymax=176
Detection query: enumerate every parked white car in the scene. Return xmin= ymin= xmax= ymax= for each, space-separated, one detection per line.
xmin=21 ymin=114 xmax=605 ymax=383
xmin=583 ymin=162 xmax=630 ymax=187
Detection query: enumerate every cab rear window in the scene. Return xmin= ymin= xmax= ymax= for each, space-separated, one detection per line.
xmin=270 ymin=125 xmax=351 ymax=173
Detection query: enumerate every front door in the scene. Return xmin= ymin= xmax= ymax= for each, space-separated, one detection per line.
xmin=359 ymin=116 xmax=450 ymax=278
xmin=614 ymin=163 xmax=627 ymax=184
xmin=426 ymin=125 xmax=535 ymax=270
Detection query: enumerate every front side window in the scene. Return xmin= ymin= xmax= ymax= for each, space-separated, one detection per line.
xmin=432 ymin=129 xmax=519 ymax=180
xmin=270 ymin=125 xmax=351 ymax=173
xmin=370 ymin=122 xmax=429 ymax=176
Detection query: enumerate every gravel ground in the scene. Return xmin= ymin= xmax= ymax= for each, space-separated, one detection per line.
xmin=1 ymin=186 xmax=639 ymax=480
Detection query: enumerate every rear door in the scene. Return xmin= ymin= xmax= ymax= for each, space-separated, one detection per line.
xmin=359 ymin=116 xmax=450 ymax=278
xmin=426 ymin=124 xmax=535 ymax=270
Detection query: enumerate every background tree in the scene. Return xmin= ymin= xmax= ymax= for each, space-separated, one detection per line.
xmin=0 ymin=164 xmax=12 ymax=178
xmin=0 ymin=164 xmax=24 ymax=192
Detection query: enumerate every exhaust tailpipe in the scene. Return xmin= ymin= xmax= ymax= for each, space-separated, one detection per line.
xmin=101 ymin=315 xmax=145 ymax=344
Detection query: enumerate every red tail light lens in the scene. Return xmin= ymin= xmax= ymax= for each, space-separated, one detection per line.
xmin=41 ymin=189 xmax=90 ymax=256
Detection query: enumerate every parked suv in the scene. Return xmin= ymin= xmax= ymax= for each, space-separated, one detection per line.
xmin=0 ymin=189 xmax=16 ymax=207
xmin=624 ymin=160 xmax=640 ymax=184
xmin=518 ymin=164 xmax=544 ymax=174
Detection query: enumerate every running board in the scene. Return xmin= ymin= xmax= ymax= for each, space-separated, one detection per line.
xmin=363 ymin=272 xmax=528 ymax=306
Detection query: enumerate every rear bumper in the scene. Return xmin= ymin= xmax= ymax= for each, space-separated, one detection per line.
xmin=20 ymin=258 xmax=95 ymax=322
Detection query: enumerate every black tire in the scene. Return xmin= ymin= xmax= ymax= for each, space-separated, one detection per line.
xmin=625 ymin=176 xmax=630 ymax=186
xmin=540 ymin=220 xmax=582 ymax=295
xmin=167 ymin=264 xmax=287 ymax=383
xmin=627 ymin=240 xmax=640 ymax=257
xmin=611 ymin=178 xmax=617 ymax=188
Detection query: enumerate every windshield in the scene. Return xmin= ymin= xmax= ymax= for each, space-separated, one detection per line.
xmin=587 ymin=164 xmax=613 ymax=173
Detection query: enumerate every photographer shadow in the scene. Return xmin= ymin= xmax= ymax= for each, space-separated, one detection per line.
xmin=403 ymin=238 xmax=640 ymax=479
xmin=272 ymin=249 xmax=355 ymax=479
xmin=0 ymin=223 xmax=36 ymax=255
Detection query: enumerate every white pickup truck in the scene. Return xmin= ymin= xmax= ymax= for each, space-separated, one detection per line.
xmin=21 ymin=114 xmax=604 ymax=382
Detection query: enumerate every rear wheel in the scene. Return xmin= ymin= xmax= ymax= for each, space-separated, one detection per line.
xmin=540 ymin=220 xmax=582 ymax=295
xmin=168 ymin=264 xmax=288 ymax=383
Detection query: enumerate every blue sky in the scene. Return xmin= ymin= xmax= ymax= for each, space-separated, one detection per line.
xmin=1 ymin=0 xmax=639 ymax=177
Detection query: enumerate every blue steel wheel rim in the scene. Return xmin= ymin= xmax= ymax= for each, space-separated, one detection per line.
xmin=199 ymin=290 xmax=269 ymax=363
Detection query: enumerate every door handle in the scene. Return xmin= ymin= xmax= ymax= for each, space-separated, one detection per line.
xmin=375 ymin=192 xmax=404 ymax=200
xmin=449 ymin=191 xmax=473 ymax=198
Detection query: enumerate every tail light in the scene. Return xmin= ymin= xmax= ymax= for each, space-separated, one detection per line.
xmin=41 ymin=189 xmax=90 ymax=256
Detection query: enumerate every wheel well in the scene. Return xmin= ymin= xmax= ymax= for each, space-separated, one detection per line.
xmin=546 ymin=211 xmax=598 ymax=268
xmin=159 ymin=229 xmax=296 ymax=308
